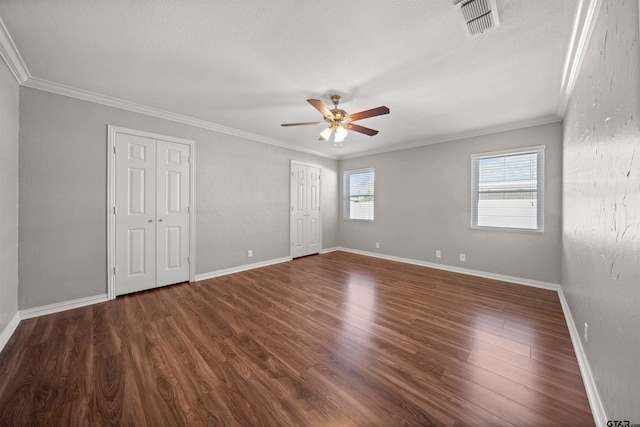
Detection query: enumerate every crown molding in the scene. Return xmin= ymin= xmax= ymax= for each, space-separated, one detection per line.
xmin=0 ymin=12 xmax=334 ymax=161
xmin=0 ymin=16 xmax=29 ymax=83
xmin=1 ymin=1 xmax=591 ymax=162
xmin=338 ymin=115 xmax=562 ymax=160
xmin=22 ymin=77 xmax=338 ymax=160
xmin=556 ymin=0 xmax=603 ymax=117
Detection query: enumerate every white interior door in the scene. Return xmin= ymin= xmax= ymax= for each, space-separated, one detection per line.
xmin=115 ymin=133 xmax=157 ymax=295
xmin=306 ymin=166 xmax=321 ymax=254
xmin=156 ymin=140 xmax=191 ymax=287
xmin=290 ymin=162 xmax=322 ymax=258
xmin=291 ymin=163 xmax=308 ymax=258
xmin=113 ymin=132 xmax=192 ymax=296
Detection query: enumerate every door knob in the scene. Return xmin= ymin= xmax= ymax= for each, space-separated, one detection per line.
xmin=158 ymin=219 xmax=163 ymax=222
xmin=148 ymin=219 xmax=153 ymax=222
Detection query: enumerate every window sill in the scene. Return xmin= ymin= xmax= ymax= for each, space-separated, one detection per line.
xmin=471 ymin=225 xmax=544 ymax=234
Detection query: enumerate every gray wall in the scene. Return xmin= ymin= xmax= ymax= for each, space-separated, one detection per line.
xmin=563 ymin=0 xmax=640 ymax=421
xmin=0 ymin=57 xmax=19 ymax=334
xmin=339 ymin=122 xmax=563 ymax=284
xmin=18 ymin=87 xmax=337 ymax=310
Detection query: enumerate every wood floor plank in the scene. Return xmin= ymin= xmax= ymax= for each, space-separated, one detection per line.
xmin=439 ymin=370 xmax=557 ymax=426
xmin=0 ymin=251 xmax=594 ymax=426
xmin=0 ymin=318 xmax=38 ymax=399
xmin=92 ymin=301 xmax=122 ymax=358
xmin=93 ymin=352 xmax=125 ymax=424
xmin=151 ymin=316 xmax=222 ymax=392
xmin=0 ymin=342 xmax=49 ymax=425
xmin=225 ymin=343 xmax=355 ymax=427
xmin=212 ymin=359 xmax=301 ymax=427
xmin=124 ymin=331 xmax=187 ymax=426
xmin=441 ymin=360 xmax=595 ymax=426
xmin=300 ymin=364 xmax=421 ymax=426
xmin=467 ymin=347 xmax=592 ymax=413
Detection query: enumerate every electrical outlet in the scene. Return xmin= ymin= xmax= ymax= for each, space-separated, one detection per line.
xmin=248 ymin=250 xmax=253 ymax=258
xmin=460 ymin=253 xmax=466 ymax=262
xmin=584 ymin=323 xmax=588 ymax=342
xmin=436 ymin=250 xmax=441 ymax=258
xmin=376 ymin=242 xmax=380 ymax=249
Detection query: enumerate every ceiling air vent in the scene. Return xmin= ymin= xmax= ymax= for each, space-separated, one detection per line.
xmin=456 ymin=0 xmax=500 ymax=38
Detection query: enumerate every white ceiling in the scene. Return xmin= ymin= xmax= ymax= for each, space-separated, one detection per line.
xmin=0 ymin=0 xmax=579 ymax=159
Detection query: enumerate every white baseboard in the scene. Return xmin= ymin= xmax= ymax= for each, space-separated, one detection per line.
xmin=335 ymin=247 xmax=561 ymax=291
xmin=0 ymin=312 xmax=20 ymax=354
xmin=18 ymin=293 xmax=109 ymax=320
xmin=557 ymin=290 xmax=607 ymax=427
xmin=320 ymin=246 xmax=339 ymax=254
xmin=195 ymin=256 xmax=292 ymax=281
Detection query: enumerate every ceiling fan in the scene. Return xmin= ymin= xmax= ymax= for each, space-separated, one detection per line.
xmin=281 ymin=95 xmax=390 ymax=147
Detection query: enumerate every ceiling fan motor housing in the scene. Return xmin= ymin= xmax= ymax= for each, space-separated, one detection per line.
xmin=328 ymin=95 xmax=347 ymax=122
xmin=329 ymin=109 xmax=347 ymax=122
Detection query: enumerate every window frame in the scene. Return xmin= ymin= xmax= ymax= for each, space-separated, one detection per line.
xmin=343 ymin=167 xmax=375 ymax=221
xmin=470 ymin=145 xmax=545 ymax=233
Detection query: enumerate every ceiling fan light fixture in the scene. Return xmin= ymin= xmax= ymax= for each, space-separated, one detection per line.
xmin=335 ymin=125 xmax=348 ymax=142
xmin=320 ymin=127 xmax=333 ymax=141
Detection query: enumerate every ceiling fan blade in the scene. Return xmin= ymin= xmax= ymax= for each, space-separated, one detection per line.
xmin=307 ymin=99 xmax=334 ymax=119
xmin=346 ymin=106 xmax=390 ymax=122
xmin=345 ymin=123 xmax=379 ymax=136
xmin=281 ymin=122 xmax=325 ymax=127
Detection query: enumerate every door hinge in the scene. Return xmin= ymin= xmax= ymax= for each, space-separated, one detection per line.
xmin=187 ymin=206 xmax=191 ymax=213
xmin=113 ymin=146 xmax=117 ymax=154
xmin=113 ymin=206 xmax=117 ymax=215
xmin=188 ymin=256 xmax=191 ymax=264
xmin=113 ymin=266 xmax=117 ymax=275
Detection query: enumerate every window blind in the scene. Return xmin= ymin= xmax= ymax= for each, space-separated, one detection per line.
xmin=344 ymin=168 xmax=374 ymax=221
xmin=471 ymin=146 xmax=544 ymax=232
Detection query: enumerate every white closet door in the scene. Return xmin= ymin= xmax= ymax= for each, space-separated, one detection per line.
xmin=115 ymin=134 xmax=157 ymax=295
xmin=290 ymin=162 xmax=322 ymax=258
xmin=156 ymin=140 xmax=191 ymax=287
xmin=306 ymin=166 xmax=321 ymax=254
xmin=291 ymin=163 xmax=308 ymax=258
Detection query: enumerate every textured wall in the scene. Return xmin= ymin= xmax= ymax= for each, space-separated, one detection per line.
xmin=0 ymin=58 xmax=19 ymax=334
xmin=18 ymin=87 xmax=338 ymax=309
xmin=339 ymin=122 xmax=564 ymax=284
xmin=563 ymin=0 xmax=640 ymax=421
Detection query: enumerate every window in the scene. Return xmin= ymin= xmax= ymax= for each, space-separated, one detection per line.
xmin=471 ymin=146 xmax=544 ymax=232
xmin=344 ymin=168 xmax=374 ymax=221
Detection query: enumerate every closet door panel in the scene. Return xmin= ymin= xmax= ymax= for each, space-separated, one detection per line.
xmin=306 ymin=166 xmax=321 ymax=254
xmin=115 ymin=134 xmax=157 ymax=295
xmin=290 ymin=163 xmax=308 ymax=258
xmin=156 ymin=140 xmax=191 ymax=287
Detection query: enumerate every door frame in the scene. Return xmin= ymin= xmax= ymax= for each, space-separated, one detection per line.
xmin=290 ymin=160 xmax=322 ymax=259
xmin=107 ymin=125 xmax=196 ymax=300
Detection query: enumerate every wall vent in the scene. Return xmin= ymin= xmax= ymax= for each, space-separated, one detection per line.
xmin=456 ymin=0 xmax=500 ymax=38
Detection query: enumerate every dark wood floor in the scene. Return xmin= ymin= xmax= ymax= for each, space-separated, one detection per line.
xmin=0 ymin=251 xmax=594 ymax=426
